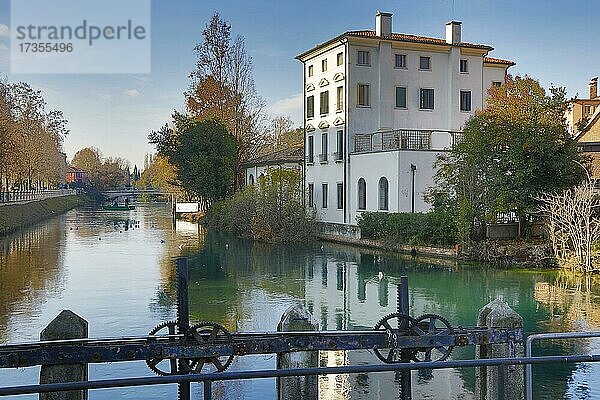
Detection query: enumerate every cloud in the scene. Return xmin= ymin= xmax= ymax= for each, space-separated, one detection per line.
xmin=268 ymin=92 xmax=303 ymax=124
xmin=125 ymin=89 xmax=141 ymax=97
xmin=0 ymin=24 xmax=8 ymax=38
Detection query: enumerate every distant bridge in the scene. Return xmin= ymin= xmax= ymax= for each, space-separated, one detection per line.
xmin=101 ymin=188 xmax=172 ymax=199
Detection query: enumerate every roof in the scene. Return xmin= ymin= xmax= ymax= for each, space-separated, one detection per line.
xmin=66 ymin=166 xmax=87 ymax=173
xmin=483 ymin=56 xmax=516 ymax=67
xmin=296 ymin=29 xmax=494 ymax=60
xmin=243 ymin=146 xmax=304 ymax=168
xmin=576 ymin=106 xmax=600 ymax=140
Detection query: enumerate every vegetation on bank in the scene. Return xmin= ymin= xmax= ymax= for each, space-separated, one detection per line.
xmin=205 ymin=169 xmax=316 ymax=243
xmin=0 ymin=195 xmax=89 ymax=236
xmin=0 ymin=80 xmax=70 ymax=191
xmin=358 ymin=211 xmax=457 ymax=246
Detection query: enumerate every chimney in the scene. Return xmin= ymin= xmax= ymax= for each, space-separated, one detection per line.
xmin=376 ymin=11 xmax=392 ymax=38
xmin=590 ymin=77 xmax=598 ymax=99
xmin=445 ymin=21 xmax=462 ymax=44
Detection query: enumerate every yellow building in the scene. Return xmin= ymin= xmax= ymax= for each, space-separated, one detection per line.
xmin=576 ymin=101 xmax=600 ymax=177
xmin=566 ymin=77 xmax=600 ymax=134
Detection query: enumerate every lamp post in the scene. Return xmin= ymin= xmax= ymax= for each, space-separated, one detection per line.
xmin=410 ymin=164 xmax=416 ymax=213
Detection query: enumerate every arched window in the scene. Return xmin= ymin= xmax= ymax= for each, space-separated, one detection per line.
xmin=249 ymin=174 xmax=254 ymax=185
xmin=357 ymin=178 xmax=366 ymax=210
xmin=378 ymin=177 xmax=389 ymax=210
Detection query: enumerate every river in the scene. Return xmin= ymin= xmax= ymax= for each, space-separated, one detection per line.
xmin=0 ymin=203 xmax=599 ymax=399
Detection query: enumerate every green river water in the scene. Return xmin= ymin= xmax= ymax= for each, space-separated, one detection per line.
xmin=0 ymin=203 xmax=599 ymax=399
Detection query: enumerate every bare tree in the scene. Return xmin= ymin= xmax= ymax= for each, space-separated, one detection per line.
xmin=185 ymin=12 xmax=268 ymax=189
xmin=537 ymin=177 xmax=600 ymax=272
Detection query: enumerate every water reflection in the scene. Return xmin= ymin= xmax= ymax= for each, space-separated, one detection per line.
xmin=0 ymin=218 xmax=66 ymax=342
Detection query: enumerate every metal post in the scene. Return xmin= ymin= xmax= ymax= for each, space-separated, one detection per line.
xmin=203 ymin=380 xmax=212 ymax=400
xmin=397 ymin=276 xmax=411 ymax=400
xmin=176 ymin=258 xmax=190 ymax=400
xmin=410 ymin=165 xmax=416 ymax=213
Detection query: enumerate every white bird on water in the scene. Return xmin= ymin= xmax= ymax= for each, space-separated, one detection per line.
xmin=378 ymin=271 xmax=384 ymax=280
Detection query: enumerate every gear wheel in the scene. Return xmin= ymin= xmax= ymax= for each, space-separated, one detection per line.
xmin=180 ymin=322 xmax=235 ymax=373
xmin=411 ymin=313 xmax=454 ymax=362
xmin=372 ymin=313 xmax=417 ymax=364
xmin=146 ymin=321 xmax=188 ymax=376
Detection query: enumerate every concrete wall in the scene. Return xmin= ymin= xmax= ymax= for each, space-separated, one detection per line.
xmin=349 ymin=150 xmax=440 ymax=224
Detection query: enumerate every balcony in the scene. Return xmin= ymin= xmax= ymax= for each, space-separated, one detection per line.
xmin=319 ymin=153 xmax=328 ymax=164
xmin=352 ymin=129 xmax=463 ymax=154
xmin=334 ymin=151 xmax=344 ymax=162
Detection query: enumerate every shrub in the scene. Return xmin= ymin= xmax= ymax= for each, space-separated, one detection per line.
xmin=357 ymin=211 xmax=457 ymax=246
xmin=205 ymin=168 xmax=316 ymax=243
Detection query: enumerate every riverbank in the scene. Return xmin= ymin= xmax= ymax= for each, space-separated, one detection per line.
xmin=0 ymin=195 xmax=90 ymax=237
xmin=318 ymin=232 xmax=554 ymax=268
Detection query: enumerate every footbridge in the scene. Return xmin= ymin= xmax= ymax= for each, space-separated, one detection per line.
xmin=101 ymin=188 xmax=171 ymax=199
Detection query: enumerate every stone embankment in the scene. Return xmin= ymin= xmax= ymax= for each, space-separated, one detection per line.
xmin=0 ymin=195 xmax=89 ymax=236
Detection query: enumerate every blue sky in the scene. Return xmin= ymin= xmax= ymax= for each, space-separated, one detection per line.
xmin=0 ymin=0 xmax=599 ymax=168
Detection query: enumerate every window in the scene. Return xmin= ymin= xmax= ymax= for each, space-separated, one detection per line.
xmin=336 ymin=86 xmax=343 ymax=111
xmin=337 ymin=52 xmax=343 ymax=66
xmin=321 ymin=133 xmax=328 ymax=162
xmin=460 ymin=59 xmax=468 ymax=73
xmin=320 ymin=91 xmax=329 ymax=115
xmin=308 ymin=183 xmax=314 ymax=207
xmin=335 ymin=130 xmax=344 ymax=161
xmin=395 ymin=87 xmax=407 ymax=108
xmin=322 ymin=59 xmax=327 ymax=72
xmin=307 ymin=95 xmax=314 ymax=118
xmin=378 ymin=177 xmax=389 ymax=211
xmin=395 ymin=54 xmax=406 ymax=68
xmin=248 ymin=174 xmax=254 ymax=185
xmin=337 ymin=183 xmax=344 ymax=209
xmin=357 ymin=178 xmax=366 ymax=210
xmin=492 ymin=81 xmax=502 ymax=88
xmin=357 ymin=84 xmax=370 ymax=106
xmin=420 ymin=88 xmax=434 ymax=110
xmin=585 ymin=105 xmax=592 ymax=115
xmin=308 ymin=65 xmax=313 ymax=77
xmin=322 ymin=183 xmax=328 ymax=208
xmin=357 ymin=50 xmax=370 ymax=66
xmin=419 ymin=56 xmax=431 ymax=70
xmin=307 ymin=135 xmax=314 ymax=164
xmin=460 ymin=90 xmax=472 ymax=112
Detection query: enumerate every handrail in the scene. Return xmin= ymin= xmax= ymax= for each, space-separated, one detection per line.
xmin=525 ymin=331 xmax=600 ymax=400
xmin=1 ymin=354 xmax=600 ymax=398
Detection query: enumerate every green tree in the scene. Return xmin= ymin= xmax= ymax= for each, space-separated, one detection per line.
xmin=166 ymin=118 xmax=237 ymax=208
xmin=436 ymin=75 xmax=586 ymax=241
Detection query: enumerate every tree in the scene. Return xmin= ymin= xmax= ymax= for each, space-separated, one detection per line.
xmin=435 ymin=75 xmax=586 ymax=241
xmin=537 ymin=177 xmax=600 ymax=272
xmin=267 ymin=116 xmax=302 ymax=152
xmin=185 ymin=12 xmax=267 ymax=189
xmin=136 ymin=154 xmax=182 ymax=195
xmin=72 ymin=147 xmax=102 ymax=177
xmin=165 ymin=118 xmax=237 ymax=208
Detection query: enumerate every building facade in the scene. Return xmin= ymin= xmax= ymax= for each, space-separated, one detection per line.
xmin=296 ymin=12 xmax=513 ymax=225
xmin=566 ymin=77 xmax=600 ymax=135
xmin=243 ymin=145 xmax=303 ymax=185
xmin=65 ymin=166 xmax=89 ymax=186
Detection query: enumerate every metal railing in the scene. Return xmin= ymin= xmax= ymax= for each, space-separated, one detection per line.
xmin=2 ymin=353 xmax=600 ymax=398
xmin=318 ymin=153 xmax=328 ymax=163
xmin=352 ymin=129 xmax=463 ymax=153
xmin=0 ymin=189 xmax=77 ymax=205
xmin=525 ymin=331 xmax=600 ymax=400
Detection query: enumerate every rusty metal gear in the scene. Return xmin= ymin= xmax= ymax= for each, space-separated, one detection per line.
xmin=146 ymin=321 xmax=188 ymax=376
xmin=411 ymin=313 xmax=454 ymax=362
xmin=372 ymin=313 xmax=417 ymax=364
xmin=180 ymin=322 xmax=234 ymax=373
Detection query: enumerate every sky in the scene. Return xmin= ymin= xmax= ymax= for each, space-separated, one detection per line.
xmin=0 ymin=0 xmax=599 ymax=168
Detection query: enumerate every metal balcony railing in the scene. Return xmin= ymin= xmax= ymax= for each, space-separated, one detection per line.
xmin=352 ymin=129 xmax=463 ymax=154
xmin=334 ymin=151 xmax=344 ymax=161
xmin=319 ymin=153 xmax=328 ymax=163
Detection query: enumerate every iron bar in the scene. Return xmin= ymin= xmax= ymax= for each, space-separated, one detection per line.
xmin=525 ymin=331 xmax=600 ymax=400
xmin=1 ymin=354 xmax=600 ymax=397
xmin=397 ymin=276 xmax=412 ymax=400
xmin=176 ymin=258 xmax=191 ymax=400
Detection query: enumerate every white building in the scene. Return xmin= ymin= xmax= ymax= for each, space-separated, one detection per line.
xmin=296 ymin=12 xmax=514 ymax=225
